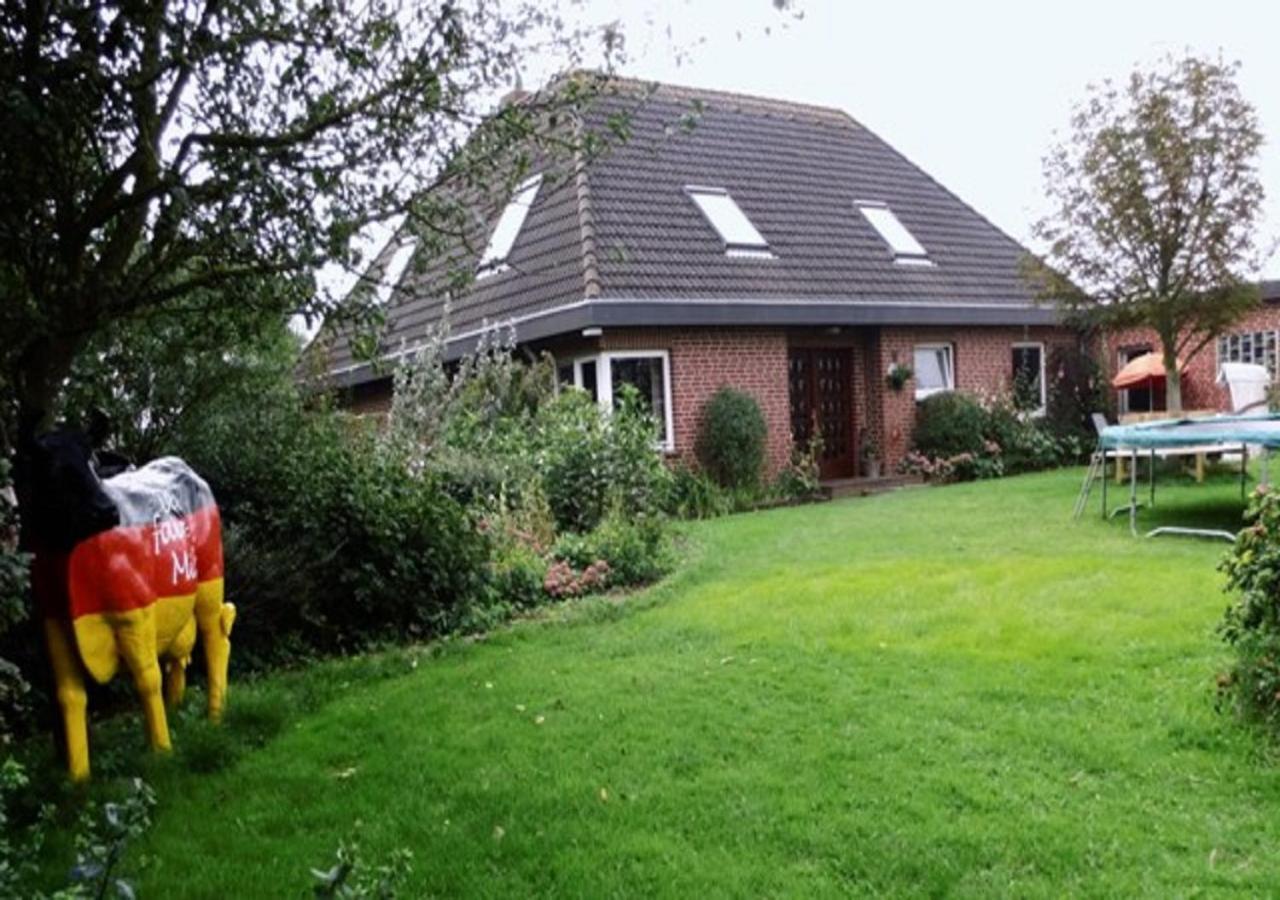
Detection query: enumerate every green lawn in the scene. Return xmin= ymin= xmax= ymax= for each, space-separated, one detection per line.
xmin=60 ymin=466 xmax=1280 ymax=896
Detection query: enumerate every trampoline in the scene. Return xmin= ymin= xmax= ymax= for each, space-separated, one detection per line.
xmin=1096 ymin=413 xmax=1280 ymax=541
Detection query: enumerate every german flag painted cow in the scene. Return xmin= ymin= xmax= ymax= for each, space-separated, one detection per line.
xmin=20 ymin=428 xmax=235 ymax=781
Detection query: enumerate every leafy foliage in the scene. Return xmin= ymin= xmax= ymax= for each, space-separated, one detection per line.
xmin=553 ymin=511 xmax=672 ymax=588
xmin=1032 ymin=53 xmax=1268 ymax=411
xmin=1219 ymin=488 xmax=1280 ymax=726
xmin=912 ymin=393 xmax=989 ymax=459
xmin=695 ymin=389 xmax=767 ymax=490
xmin=909 ymin=391 xmax=1076 ymax=482
xmin=536 ymin=387 xmax=670 ymax=534
xmin=665 ymin=467 xmax=733 ymax=520
xmin=1044 ymin=342 xmax=1107 ymax=455
xmin=0 ymin=458 xmax=29 ymax=745
xmin=311 ymin=840 xmax=413 ymax=899
xmin=1 ymin=766 xmax=155 ymax=900
xmin=175 ymin=383 xmax=491 ymax=668
xmin=59 ymin=299 xmax=301 ymax=462
xmin=0 ymin=0 xmax=624 ymax=421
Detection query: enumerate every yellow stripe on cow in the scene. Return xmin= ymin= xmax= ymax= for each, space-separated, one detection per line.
xmin=73 ymin=593 xmax=197 ymax=685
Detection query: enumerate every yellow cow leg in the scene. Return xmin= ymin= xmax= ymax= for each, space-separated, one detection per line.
xmin=116 ymin=607 xmax=171 ymax=752
xmin=195 ymin=578 xmax=234 ymax=721
xmin=164 ymin=614 xmax=197 ymax=709
xmin=43 ymin=619 xmax=91 ymax=782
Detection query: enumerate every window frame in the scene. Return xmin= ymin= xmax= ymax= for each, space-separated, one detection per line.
xmin=1011 ymin=341 xmax=1047 ymax=416
xmin=685 ymin=186 xmax=774 ymax=257
xmin=1218 ymin=328 xmax=1280 ymax=380
xmin=856 ymin=200 xmax=933 ymax=266
xmin=913 ymin=343 xmax=955 ymax=400
xmin=477 ymin=173 xmax=543 ymax=277
xmin=564 ymin=350 xmax=675 ymax=452
xmin=371 ymin=240 xmax=418 ymax=306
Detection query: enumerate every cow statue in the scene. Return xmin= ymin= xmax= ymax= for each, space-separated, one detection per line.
xmin=19 ymin=427 xmax=235 ymax=781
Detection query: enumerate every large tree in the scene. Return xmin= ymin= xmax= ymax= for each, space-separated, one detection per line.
xmin=0 ymin=0 xmax=626 ymax=441
xmin=1033 ymin=53 xmax=1269 ymax=412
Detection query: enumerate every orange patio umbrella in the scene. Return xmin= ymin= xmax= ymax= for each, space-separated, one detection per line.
xmin=1111 ymin=351 xmax=1186 ymax=389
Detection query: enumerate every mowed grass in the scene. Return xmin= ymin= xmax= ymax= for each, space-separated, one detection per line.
xmin=96 ymin=467 xmax=1280 ymax=895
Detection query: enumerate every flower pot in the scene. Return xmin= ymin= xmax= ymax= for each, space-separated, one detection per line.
xmin=865 ymin=460 xmax=882 ymax=479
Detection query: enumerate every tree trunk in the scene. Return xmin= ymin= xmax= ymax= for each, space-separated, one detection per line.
xmin=1161 ymin=343 xmax=1183 ymax=414
xmin=10 ymin=333 xmax=83 ymax=549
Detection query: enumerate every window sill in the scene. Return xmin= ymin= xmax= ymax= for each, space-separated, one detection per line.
xmin=914 ymin=388 xmax=953 ymax=401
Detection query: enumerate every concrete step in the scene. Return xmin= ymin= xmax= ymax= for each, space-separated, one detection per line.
xmin=821 ymin=474 xmax=924 ymax=500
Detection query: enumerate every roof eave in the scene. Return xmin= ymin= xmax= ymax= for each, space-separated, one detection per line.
xmin=327 ymin=297 xmax=1062 ymax=388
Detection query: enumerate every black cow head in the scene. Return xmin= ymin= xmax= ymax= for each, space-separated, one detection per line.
xmin=17 ymin=426 xmax=120 ymax=553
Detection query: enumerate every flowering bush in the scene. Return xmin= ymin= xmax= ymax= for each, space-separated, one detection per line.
xmin=543 ymin=559 xmax=611 ymax=599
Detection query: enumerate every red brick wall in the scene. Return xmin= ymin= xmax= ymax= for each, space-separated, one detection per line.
xmin=594 ymin=328 xmax=793 ymax=475
xmin=348 ymin=323 xmax=1079 ymax=480
xmin=870 ymin=326 xmax=1076 ymax=469
xmin=1103 ymin=306 xmax=1280 ymax=413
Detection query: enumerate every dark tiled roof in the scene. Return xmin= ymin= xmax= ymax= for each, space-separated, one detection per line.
xmin=1262 ymin=280 xmax=1280 ymax=301
xmin=320 ymin=78 xmax=1046 ymax=380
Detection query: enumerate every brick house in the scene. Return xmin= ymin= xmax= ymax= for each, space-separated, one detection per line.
xmin=1103 ymin=280 xmax=1280 ymax=416
xmin=321 ymin=78 xmax=1075 ymax=477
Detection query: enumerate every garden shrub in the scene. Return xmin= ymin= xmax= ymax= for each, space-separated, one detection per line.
xmin=174 ymin=387 xmax=492 ymax=668
xmin=908 ymin=390 xmax=1075 ymax=482
xmin=1045 ymin=342 xmax=1107 ymax=455
xmin=695 ymin=388 xmax=767 ymax=490
xmin=774 ymin=437 xmax=823 ymax=502
xmin=0 ymin=457 xmax=31 ymax=744
xmin=536 ymin=385 xmax=670 ymax=533
xmin=554 ymin=511 xmax=673 ymax=588
xmin=983 ymin=396 xmax=1069 ymax=474
xmin=1219 ymin=487 xmax=1280 ymax=726
xmin=912 ymin=392 xmax=989 ymax=458
xmin=665 ymin=466 xmax=731 ymax=519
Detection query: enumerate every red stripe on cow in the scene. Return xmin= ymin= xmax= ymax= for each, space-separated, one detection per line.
xmin=61 ymin=504 xmax=223 ymax=620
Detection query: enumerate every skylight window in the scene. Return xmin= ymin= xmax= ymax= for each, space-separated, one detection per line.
xmin=686 ymin=187 xmax=773 ymax=256
xmin=372 ymin=240 xmax=417 ymax=306
xmin=857 ymin=202 xmax=932 ymax=265
xmin=478 ymin=174 xmax=542 ymax=274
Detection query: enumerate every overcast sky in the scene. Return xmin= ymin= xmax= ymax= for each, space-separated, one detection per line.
xmin=591 ymin=0 xmax=1280 ymax=277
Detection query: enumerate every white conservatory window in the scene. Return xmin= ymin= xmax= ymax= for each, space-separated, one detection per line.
xmin=564 ymin=351 xmax=674 ymax=451
xmin=686 ymin=187 xmax=773 ymax=257
xmin=858 ymin=201 xmax=932 ymax=265
xmin=478 ymin=174 xmax=542 ymax=275
xmin=913 ymin=344 xmax=954 ymax=400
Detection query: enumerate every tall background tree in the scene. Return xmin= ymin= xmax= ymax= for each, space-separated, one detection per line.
xmin=0 ymin=0 xmax=629 ymax=441
xmin=1032 ymin=53 xmax=1269 ymax=412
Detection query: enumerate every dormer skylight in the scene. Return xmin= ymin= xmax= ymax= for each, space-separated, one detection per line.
xmin=372 ymin=240 xmax=417 ymax=306
xmin=857 ymin=201 xmax=933 ymax=266
xmin=478 ymin=173 xmax=543 ymax=275
xmin=686 ymin=186 xmax=774 ymax=258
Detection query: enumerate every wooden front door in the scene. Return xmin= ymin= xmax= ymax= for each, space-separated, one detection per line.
xmin=789 ymin=349 xmax=856 ymax=479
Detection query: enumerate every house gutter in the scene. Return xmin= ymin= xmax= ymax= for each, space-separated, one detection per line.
xmin=327 ymin=296 xmax=1062 ymax=387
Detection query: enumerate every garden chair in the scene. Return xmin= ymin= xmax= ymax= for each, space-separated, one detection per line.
xmin=1218 ymin=362 xmax=1271 ymax=416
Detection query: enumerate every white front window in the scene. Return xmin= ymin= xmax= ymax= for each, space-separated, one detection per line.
xmin=1011 ymin=342 xmax=1046 ymax=415
xmin=564 ymin=351 xmax=674 ymax=451
xmin=913 ymin=344 xmax=954 ymax=400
